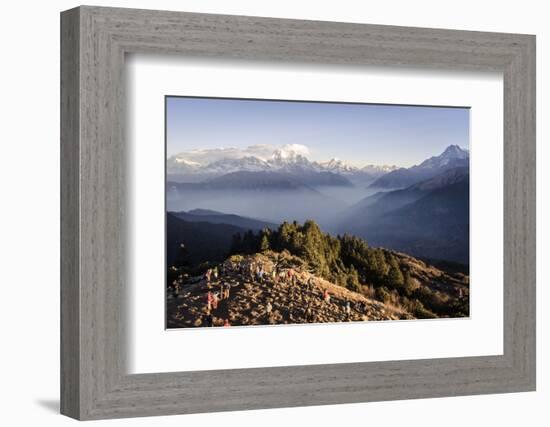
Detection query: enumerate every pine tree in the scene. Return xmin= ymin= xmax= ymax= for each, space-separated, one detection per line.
xmin=346 ymin=265 xmax=361 ymax=292
xmin=387 ymin=257 xmax=404 ymax=288
xmin=260 ymin=234 xmax=270 ymax=252
xmin=403 ymin=270 xmax=415 ymax=296
xmin=374 ymin=249 xmax=388 ymax=279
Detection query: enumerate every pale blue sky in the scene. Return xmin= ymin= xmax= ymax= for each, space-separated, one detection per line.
xmin=166 ymin=96 xmax=470 ymax=167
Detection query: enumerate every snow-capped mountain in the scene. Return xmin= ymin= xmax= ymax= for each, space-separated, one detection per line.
xmin=168 ymin=157 xmax=202 ymax=172
xmin=369 ymin=145 xmax=470 ymax=189
xmin=315 ymin=159 xmax=399 ymax=183
xmin=360 ymin=164 xmax=400 ymax=175
xmin=167 ymin=144 xmax=397 ymax=181
xmin=269 ymin=150 xmax=317 ymax=172
xmin=204 ymin=156 xmax=272 ymax=174
xmin=318 ymin=158 xmax=358 ymax=174
xmin=417 ymin=145 xmax=469 ymax=169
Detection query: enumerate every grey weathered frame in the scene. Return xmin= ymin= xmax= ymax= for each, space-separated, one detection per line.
xmin=60 ymin=5 xmax=536 ymax=421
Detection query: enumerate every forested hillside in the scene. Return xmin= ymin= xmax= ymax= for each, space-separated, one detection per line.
xmin=227 ymin=220 xmax=469 ymax=319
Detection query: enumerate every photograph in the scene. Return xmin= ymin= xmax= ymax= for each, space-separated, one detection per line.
xmin=165 ymin=96 xmax=471 ymax=328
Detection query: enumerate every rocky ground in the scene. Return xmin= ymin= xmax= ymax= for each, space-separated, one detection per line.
xmin=167 ymin=252 xmax=412 ymax=328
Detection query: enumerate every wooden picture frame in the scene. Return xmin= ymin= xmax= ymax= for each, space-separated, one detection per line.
xmin=60 ymin=5 xmax=536 ymax=420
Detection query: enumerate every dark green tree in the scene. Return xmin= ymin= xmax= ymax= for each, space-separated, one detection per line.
xmin=403 ymin=270 xmax=415 ymax=296
xmin=260 ymin=234 xmax=270 ymax=252
xmin=346 ymin=265 xmax=361 ymax=292
xmin=387 ymin=256 xmax=404 ymax=288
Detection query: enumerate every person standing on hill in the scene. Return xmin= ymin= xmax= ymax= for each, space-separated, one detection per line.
xmin=305 ymin=302 xmax=313 ymax=322
xmin=266 ymin=301 xmax=273 ymax=316
xmin=323 ymin=289 xmax=331 ymax=304
xmin=206 ymin=291 xmax=213 ymax=311
xmin=171 ymin=280 xmax=180 ymax=299
xmin=345 ymin=301 xmax=351 ymax=320
xmin=275 ymin=262 xmax=282 ymax=280
xmin=212 ymin=292 xmax=219 ymax=310
xmin=288 ymin=303 xmax=294 ymax=322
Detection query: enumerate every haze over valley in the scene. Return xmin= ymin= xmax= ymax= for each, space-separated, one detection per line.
xmin=167 ymin=143 xmax=470 ymax=265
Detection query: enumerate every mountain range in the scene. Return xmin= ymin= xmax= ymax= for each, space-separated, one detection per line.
xmin=168 ymin=144 xmax=469 ymax=191
xmin=368 ymin=145 xmax=469 ymax=189
xmin=167 ymin=144 xmax=398 ymax=183
xmin=166 ymin=144 xmax=470 ymax=264
xmin=338 ymin=166 xmax=470 ymax=264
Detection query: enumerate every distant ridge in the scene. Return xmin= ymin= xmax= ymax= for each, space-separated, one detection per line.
xmin=339 ymin=167 xmax=470 ymax=264
xmin=369 ymin=145 xmax=469 ymax=189
xmin=171 ymin=209 xmax=277 ymax=231
xmin=166 ymin=213 xmax=246 ymax=267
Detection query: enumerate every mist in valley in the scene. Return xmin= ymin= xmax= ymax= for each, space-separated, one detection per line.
xmin=166 ymin=185 xmax=380 ymax=232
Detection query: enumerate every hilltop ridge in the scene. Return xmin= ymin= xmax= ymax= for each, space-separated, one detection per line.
xmin=167 ymin=244 xmax=469 ymax=328
xmin=167 ymin=251 xmax=411 ymax=328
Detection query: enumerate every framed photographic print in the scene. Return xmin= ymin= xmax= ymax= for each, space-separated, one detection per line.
xmin=61 ymin=6 xmax=536 ymax=420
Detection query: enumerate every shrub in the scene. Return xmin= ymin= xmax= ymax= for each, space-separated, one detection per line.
xmin=412 ymin=301 xmax=437 ymax=319
xmin=376 ymin=286 xmax=392 ymax=304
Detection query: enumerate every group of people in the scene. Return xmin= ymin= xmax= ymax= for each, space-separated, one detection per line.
xmin=219 ymin=282 xmax=231 ymax=300
xmin=201 ymin=264 xmax=231 ymax=327
xmin=194 ymin=257 xmax=369 ymax=326
xmin=205 ymin=290 xmax=219 ymax=311
xmin=203 ymin=289 xmax=232 ymax=327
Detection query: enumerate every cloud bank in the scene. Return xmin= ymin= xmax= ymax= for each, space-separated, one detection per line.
xmin=170 ymin=144 xmax=310 ymax=165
